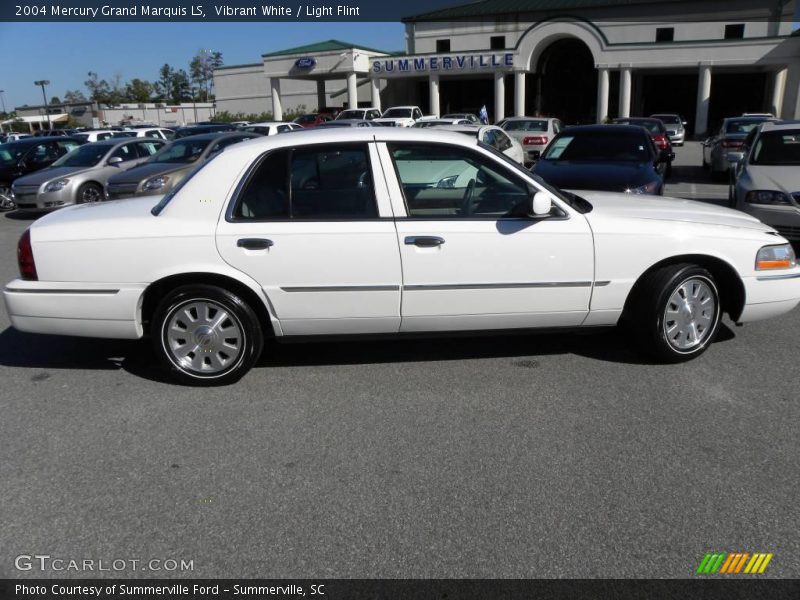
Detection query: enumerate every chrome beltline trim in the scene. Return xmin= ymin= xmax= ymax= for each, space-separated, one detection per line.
xmin=755 ymin=272 xmax=800 ymax=281
xmin=281 ymin=285 xmax=400 ymax=292
xmin=5 ymin=288 xmax=120 ymax=295
xmin=404 ymin=281 xmax=594 ymax=291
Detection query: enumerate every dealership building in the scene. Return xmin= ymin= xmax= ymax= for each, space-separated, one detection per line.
xmin=213 ymin=0 xmax=800 ymax=135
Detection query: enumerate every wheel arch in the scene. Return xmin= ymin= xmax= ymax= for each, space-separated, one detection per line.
xmin=140 ymin=272 xmax=277 ymax=338
xmin=622 ymin=254 xmax=746 ymax=323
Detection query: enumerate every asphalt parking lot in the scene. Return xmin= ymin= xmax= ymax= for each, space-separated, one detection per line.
xmin=0 ymin=143 xmax=797 ymax=579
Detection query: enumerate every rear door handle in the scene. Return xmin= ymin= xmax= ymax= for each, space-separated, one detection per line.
xmin=405 ymin=236 xmax=445 ymax=247
xmin=237 ymin=238 xmax=274 ymax=250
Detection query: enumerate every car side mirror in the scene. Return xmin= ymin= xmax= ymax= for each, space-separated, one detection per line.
xmin=107 ymin=156 xmax=123 ymax=166
xmin=531 ymin=191 xmax=552 ymax=217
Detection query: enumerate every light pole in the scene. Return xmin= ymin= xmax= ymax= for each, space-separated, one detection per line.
xmin=34 ymin=80 xmax=51 ymax=130
xmin=0 ymin=90 xmax=6 ymax=114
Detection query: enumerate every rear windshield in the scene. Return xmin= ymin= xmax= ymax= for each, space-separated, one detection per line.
xmin=543 ymin=131 xmax=652 ymax=162
xmin=725 ymin=119 xmax=766 ymax=135
xmin=653 ymin=115 xmax=681 ymax=125
xmin=615 ymin=120 xmax=662 ymax=134
xmin=750 ymin=130 xmax=800 ymax=166
xmin=502 ymin=120 xmax=548 ymax=132
xmin=337 ymin=110 xmax=364 ymax=120
xmin=382 ymin=108 xmax=412 ymax=118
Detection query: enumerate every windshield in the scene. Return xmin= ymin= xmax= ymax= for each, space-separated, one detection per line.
xmin=337 ymin=110 xmax=363 ymax=120
xmin=543 ymin=131 xmax=652 ymax=162
xmin=503 ymin=120 xmax=548 ymax=132
xmin=725 ymin=119 xmax=767 ymax=135
xmin=653 ymin=115 xmax=680 ymax=125
xmin=616 ymin=120 xmax=661 ymax=134
xmin=0 ymin=142 xmax=27 ymax=165
xmin=382 ymin=108 xmax=412 ymax=118
xmin=149 ymin=139 xmax=211 ymax=164
xmin=750 ymin=130 xmax=800 ymax=166
xmin=52 ymin=144 xmax=109 ymax=168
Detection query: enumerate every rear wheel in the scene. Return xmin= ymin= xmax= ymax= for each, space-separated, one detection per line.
xmin=77 ymin=182 xmax=103 ymax=204
xmin=152 ymin=285 xmax=264 ymax=385
xmin=628 ymin=264 xmax=721 ymax=362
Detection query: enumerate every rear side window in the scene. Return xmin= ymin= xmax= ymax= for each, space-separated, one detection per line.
xmin=232 ymin=144 xmax=377 ymax=220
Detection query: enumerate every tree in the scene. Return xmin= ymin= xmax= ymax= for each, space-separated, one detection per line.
xmin=189 ymin=49 xmax=223 ymax=102
xmin=155 ymin=64 xmax=174 ymax=102
xmin=170 ymin=69 xmax=192 ymax=104
xmin=50 ymin=96 xmax=61 ymax=105
xmin=64 ymin=89 xmax=87 ymax=103
xmin=125 ymin=78 xmax=154 ymax=103
xmin=85 ymin=71 xmax=112 ymax=104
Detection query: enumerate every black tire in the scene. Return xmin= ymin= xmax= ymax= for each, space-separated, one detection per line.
xmin=152 ymin=284 xmax=264 ymax=385
xmin=627 ymin=264 xmax=721 ymax=363
xmin=77 ymin=182 xmax=103 ymax=204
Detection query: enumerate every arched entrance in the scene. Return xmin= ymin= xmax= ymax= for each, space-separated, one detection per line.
xmin=529 ymin=38 xmax=597 ymax=124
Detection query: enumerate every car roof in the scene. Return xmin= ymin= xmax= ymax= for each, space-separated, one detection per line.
xmin=760 ymin=120 xmax=800 ymax=131
xmin=172 ymin=132 xmax=254 ymax=142
xmin=246 ymin=121 xmax=286 ymax=126
xmin=3 ymin=136 xmax=84 ymax=145
xmin=563 ymin=124 xmax=649 ymax=134
xmin=502 ymin=116 xmax=552 ymax=121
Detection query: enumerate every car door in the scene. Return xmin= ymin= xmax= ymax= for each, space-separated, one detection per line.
xmin=378 ymin=141 xmax=594 ymax=332
xmin=215 ymin=141 xmax=402 ymax=335
xmin=22 ymin=141 xmax=61 ymax=175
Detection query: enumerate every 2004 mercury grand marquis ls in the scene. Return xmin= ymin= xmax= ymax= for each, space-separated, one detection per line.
xmin=4 ymin=129 xmax=800 ymax=385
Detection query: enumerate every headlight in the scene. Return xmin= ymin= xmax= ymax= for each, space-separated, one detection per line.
xmin=143 ymin=175 xmax=169 ymax=191
xmin=44 ymin=179 xmax=70 ymax=192
xmin=756 ymin=244 xmax=796 ymax=270
xmin=745 ymin=190 xmax=791 ymax=205
xmin=625 ymin=181 xmax=659 ymax=195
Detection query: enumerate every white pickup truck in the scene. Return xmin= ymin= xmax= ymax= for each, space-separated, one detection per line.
xmin=373 ymin=106 xmax=423 ymax=127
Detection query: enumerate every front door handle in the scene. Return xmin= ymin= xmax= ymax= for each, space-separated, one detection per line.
xmin=405 ymin=236 xmax=445 ymax=247
xmin=237 ymin=238 xmax=274 ymax=250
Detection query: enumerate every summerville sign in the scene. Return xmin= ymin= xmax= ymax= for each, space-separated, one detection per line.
xmin=372 ymin=53 xmax=515 ymax=74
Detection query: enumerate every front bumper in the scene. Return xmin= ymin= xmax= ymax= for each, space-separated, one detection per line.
xmin=739 ymin=268 xmax=800 ymax=322
xmin=3 ymin=279 xmax=147 ymax=339
xmin=13 ymin=187 xmax=75 ymax=211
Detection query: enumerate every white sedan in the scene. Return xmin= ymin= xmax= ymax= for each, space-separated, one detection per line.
xmin=4 ymin=128 xmax=799 ymax=385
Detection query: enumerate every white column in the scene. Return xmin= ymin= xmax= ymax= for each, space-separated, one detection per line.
xmin=514 ymin=72 xmax=526 ymax=117
xmin=429 ymin=74 xmax=440 ymax=117
xmin=694 ymin=64 xmax=712 ymax=137
xmin=494 ymin=72 xmax=506 ymax=122
xmin=370 ymin=78 xmax=381 ymax=111
xmin=770 ymin=68 xmax=788 ymax=118
xmin=270 ymin=77 xmax=283 ymax=121
xmin=346 ymin=72 xmax=358 ymax=109
xmin=596 ymin=67 xmax=609 ymax=123
xmin=618 ymin=67 xmax=632 ymax=118
xmin=316 ymin=80 xmax=326 ymax=112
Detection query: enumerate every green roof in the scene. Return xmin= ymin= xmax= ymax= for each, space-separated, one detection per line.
xmin=261 ymin=39 xmax=391 ymax=57
xmin=214 ymin=62 xmax=263 ymax=71
xmin=404 ymin=0 xmax=691 ymax=22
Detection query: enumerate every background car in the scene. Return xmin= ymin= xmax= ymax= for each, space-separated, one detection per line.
xmin=113 ymin=127 xmax=174 ymax=140
xmin=730 ymin=121 xmax=800 ymax=241
xmin=173 ymin=124 xmax=237 ymax=139
xmin=12 ymin=138 xmax=165 ymax=211
xmin=73 ymin=130 xmax=117 ymax=143
xmin=431 ymin=124 xmax=524 ymax=163
xmin=497 ymin=116 xmax=563 ymax=166
xmin=373 ymin=106 xmax=423 ymax=127
xmin=240 ymin=121 xmax=302 ymax=135
xmin=1 ymin=133 xmax=33 ymax=143
xmin=703 ymin=115 xmax=775 ymax=179
xmin=442 ymin=113 xmax=480 ymax=124
xmin=0 ymin=137 xmax=84 ymax=210
xmin=316 ymin=119 xmax=380 ymax=128
xmin=105 ymin=132 xmax=259 ymax=199
xmin=292 ymin=114 xmax=333 ymax=128
xmin=531 ymin=124 xmax=671 ymax=195
xmin=650 ymin=113 xmax=687 ymax=145
xmin=335 ymin=108 xmax=382 ymax=121
xmin=412 ymin=118 xmax=473 ymax=128
xmin=612 ymin=117 xmax=673 ymax=177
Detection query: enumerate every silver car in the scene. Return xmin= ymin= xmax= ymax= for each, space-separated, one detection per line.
xmin=650 ymin=113 xmax=686 ymax=145
xmin=703 ymin=116 xmax=775 ymax=179
xmin=11 ymin=138 xmax=165 ymax=211
xmin=497 ymin=116 xmax=562 ymax=166
xmin=730 ymin=121 xmax=800 ymax=241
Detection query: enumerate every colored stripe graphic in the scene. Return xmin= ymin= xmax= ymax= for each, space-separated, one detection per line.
xmin=697 ymin=552 xmax=773 ymax=574
xmin=733 ymin=553 xmax=750 ymax=573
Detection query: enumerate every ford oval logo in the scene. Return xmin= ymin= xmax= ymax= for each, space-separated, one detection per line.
xmin=295 ymin=57 xmax=316 ymax=69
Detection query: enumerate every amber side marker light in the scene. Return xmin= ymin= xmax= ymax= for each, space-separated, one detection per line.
xmin=18 ymin=228 xmax=38 ymax=281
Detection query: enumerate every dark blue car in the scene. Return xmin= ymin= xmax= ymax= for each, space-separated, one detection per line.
xmin=531 ymin=124 xmax=673 ymax=196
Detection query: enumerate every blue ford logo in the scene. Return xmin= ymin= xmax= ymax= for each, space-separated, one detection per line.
xmin=295 ymin=57 xmax=316 ymax=69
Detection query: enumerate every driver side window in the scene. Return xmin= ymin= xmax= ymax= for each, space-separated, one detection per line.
xmin=389 ymin=143 xmax=531 ymax=219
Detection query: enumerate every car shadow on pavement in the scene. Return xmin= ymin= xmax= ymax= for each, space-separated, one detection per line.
xmin=0 ymin=323 xmax=737 ymax=383
xmin=3 ymin=211 xmax=41 ymax=221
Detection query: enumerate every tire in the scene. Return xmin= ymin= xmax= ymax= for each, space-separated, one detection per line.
xmin=77 ymin=182 xmax=103 ymax=204
xmin=627 ymin=264 xmax=721 ymax=362
xmin=0 ymin=183 xmax=15 ymax=211
xmin=152 ymin=284 xmax=264 ymax=385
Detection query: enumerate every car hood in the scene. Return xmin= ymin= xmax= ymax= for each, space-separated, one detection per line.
xmin=13 ymin=165 xmax=94 ymax=186
xmin=745 ymin=166 xmax=800 ymax=194
xmin=373 ymin=118 xmax=414 ymax=124
xmin=107 ymin=162 xmax=188 ymax=185
xmin=577 ymin=190 xmax=774 ymax=232
xmin=31 ymin=196 xmax=164 ymax=242
xmin=533 ymin=160 xmax=656 ymax=191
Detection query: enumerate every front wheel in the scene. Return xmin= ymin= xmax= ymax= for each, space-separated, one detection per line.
xmin=0 ymin=184 xmax=15 ymax=211
xmin=152 ymin=285 xmax=264 ymax=385
xmin=628 ymin=264 xmax=721 ymax=362
xmin=77 ymin=182 xmax=103 ymax=204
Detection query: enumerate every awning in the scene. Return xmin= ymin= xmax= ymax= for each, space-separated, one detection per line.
xmin=1 ymin=113 xmax=69 ymax=125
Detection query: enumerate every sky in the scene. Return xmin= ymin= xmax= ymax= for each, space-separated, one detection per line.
xmin=0 ymin=22 xmax=405 ymax=110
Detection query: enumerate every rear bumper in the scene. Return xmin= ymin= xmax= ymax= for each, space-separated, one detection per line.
xmin=3 ymin=279 xmax=147 ymax=339
xmin=739 ymin=270 xmax=800 ymax=322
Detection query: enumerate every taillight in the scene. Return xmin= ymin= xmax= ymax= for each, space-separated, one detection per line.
xmin=523 ymin=136 xmax=548 ymax=146
xmin=721 ymin=139 xmax=744 ymax=149
xmin=652 ymin=134 xmax=669 ymax=150
xmin=18 ymin=228 xmax=37 ymax=281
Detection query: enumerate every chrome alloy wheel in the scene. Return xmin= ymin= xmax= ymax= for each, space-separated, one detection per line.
xmin=163 ymin=299 xmax=245 ymax=376
xmin=0 ymin=186 xmax=15 ymax=211
xmin=80 ymin=185 xmax=102 ymax=203
xmin=663 ymin=277 xmax=718 ymax=352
